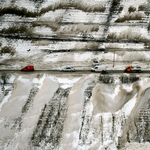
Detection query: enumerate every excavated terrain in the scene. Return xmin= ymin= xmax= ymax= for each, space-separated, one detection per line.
xmin=0 ymin=73 xmax=150 ymax=150
xmin=1 ymin=0 xmax=150 ymax=149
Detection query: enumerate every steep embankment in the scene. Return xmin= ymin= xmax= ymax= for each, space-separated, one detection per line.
xmin=1 ymin=73 xmax=150 ymax=149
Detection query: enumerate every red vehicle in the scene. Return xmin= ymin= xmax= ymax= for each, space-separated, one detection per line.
xmin=21 ymin=65 xmax=34 ymax=71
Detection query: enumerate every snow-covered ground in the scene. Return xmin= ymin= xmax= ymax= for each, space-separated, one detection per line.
xmin=0 ymin=0 xmax=150 ymax=71
xmin=0 ymin=73 xmax=150 ymax=149
xmin=0 ymin=38 xmax=150 ymax=70
xmin=1 ymin=0 xmax=150 ymax=149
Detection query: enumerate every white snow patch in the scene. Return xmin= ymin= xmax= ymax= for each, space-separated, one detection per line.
xmin=48 ymin=76 xmax=58 ymax=82
xmin=40 ymin=0 xmax=61 ymax=9
xmin=74 ymin=52 xmax=94 ymax=61
xmin=18 ymin=76 xmax=30 ymax=83
xmin=107 ymin=85 xmax=120 ymax=99
xmin=69 ymin=112 xmax=81 ymax=117
xmin=123 ymin=94 xmax=137 ymax=116
xmin=0 ymin=54 xmax=10 ymax=60
xmin=0 ymin=117 xmax=5 ymax=123
xmin=14 ymin=0 xmax=36 ymax=12
xmin=139 ymin=78 xmax=149 ymax=87
xmin=120 ymin=0 xmax=148 ymax=15
xmin=113 ymin=85 xmax=120 ymax=98
xmin=65 ymin=133 xmax=71 ymax=138
xmin=57 ymin=77 xmax=81 ymax=89
xmin=102 ymin=113 xmax=113 ymax=144
xmin=0 ymin=91 xmax=12 ymax=111
xmin=116 ymin=94 xmax=137 ymax=117
xmin=122 ymin=84 xmax=133 ymax=92
xmin=62 ymin=9 xmax=107 ymax=23
xmin=7 ymin=75 xmax=16 ymax=83
xmin=4 ymin=85 xmax=12 ymax=91
xmin=32 ymin=74 xmax=46 ymax=88
xmin=108 ymin=26 xmax=149 ymax=40
xmin=34 ymin=26 xmax=53 ymax=35
xmin=104 ymin=43 xmax=144 ymax=49
xmin=39 ymin=9 xmax=65 ymax=21
xmin=72 ymin=131 xmax=80 ymax=148
xmin=114 ymin=76 xmax=121 ymax=84
xmin=43 ymin=54 xmax=59 ymax=62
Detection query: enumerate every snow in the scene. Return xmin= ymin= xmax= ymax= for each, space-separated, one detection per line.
xmin=0 ymin=117 xmax=4 ymax=123
xmin=7 ymin=75 xmax=16 ymax=83
xmin=48 ymin=76 xmax=81 ymax=89
xmin=104 ymin=43 xmax=144 ymax=49
xmin=1 ymin=36 xmax=150 ymax=70
xmin=18 ymin=76 xmax=29 ymax=83
xmin=43 ymin=54 xmax=59 ymax=62
xmin=0 ymin=91 xmax=12 ymax=111
xmin=14 ymin=0 xmax=36 ymax=12
xmin=114 ymin=76 xmax=121 ymax=84
xmin=108 ymin=26 xmax=149 ymax=41
xmin=39 ymin=9 xmax=66 ymax=21
xmin=3 ymin=85 xmax=12 ymax=91
xmin=112 ymin=85 xmax=120 ymax=99
xmin=1 ymin=0 xmax=150 ymax=149
xmin=1 ymin=73 xmax=150 ymax=150
xmin=120 ymin=0 xmax=148 ymax=15
xmin=34 ymin=27 xmax=54 ymax=35
xmin=32 ymin=74 xmax=46 ymax=88
xmin=40 ymin=0 xmax=66 ymax=9
xmin=122 ymin=84 xmax=133 ymax=92
xmin=74 ymin=52 xmax=94 ymax=61
xmin=57 ymin=77 xmax=81 ymax=89
xmin=62 ymin=10 xmax=107 ymax=23
xmin=120 ymin=93 xmax=137 ymax=116
xmin=122 ymin=142 xmax=150 ymax=150
xmin=72 ymin=131 xmax=80 ymax=148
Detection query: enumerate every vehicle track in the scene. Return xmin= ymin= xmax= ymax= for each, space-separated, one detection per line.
xmin=31 ymin=87 xmax=70 ymax=149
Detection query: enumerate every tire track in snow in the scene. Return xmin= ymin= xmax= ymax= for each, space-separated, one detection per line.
xmin=12 ymin=86 xmax=40 ymax=130
xmin=31 ymin=87 xmax=70 ymax=149
xmin=79 ymin=86 xmax=94 ymax=145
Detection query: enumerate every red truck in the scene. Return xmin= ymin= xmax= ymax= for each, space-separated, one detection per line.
xmin=21 ymin=65 xmax=34 ymax=71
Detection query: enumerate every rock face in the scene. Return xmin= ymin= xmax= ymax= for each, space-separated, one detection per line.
xmin=0 ymin=73 xmax=150 ymax=150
